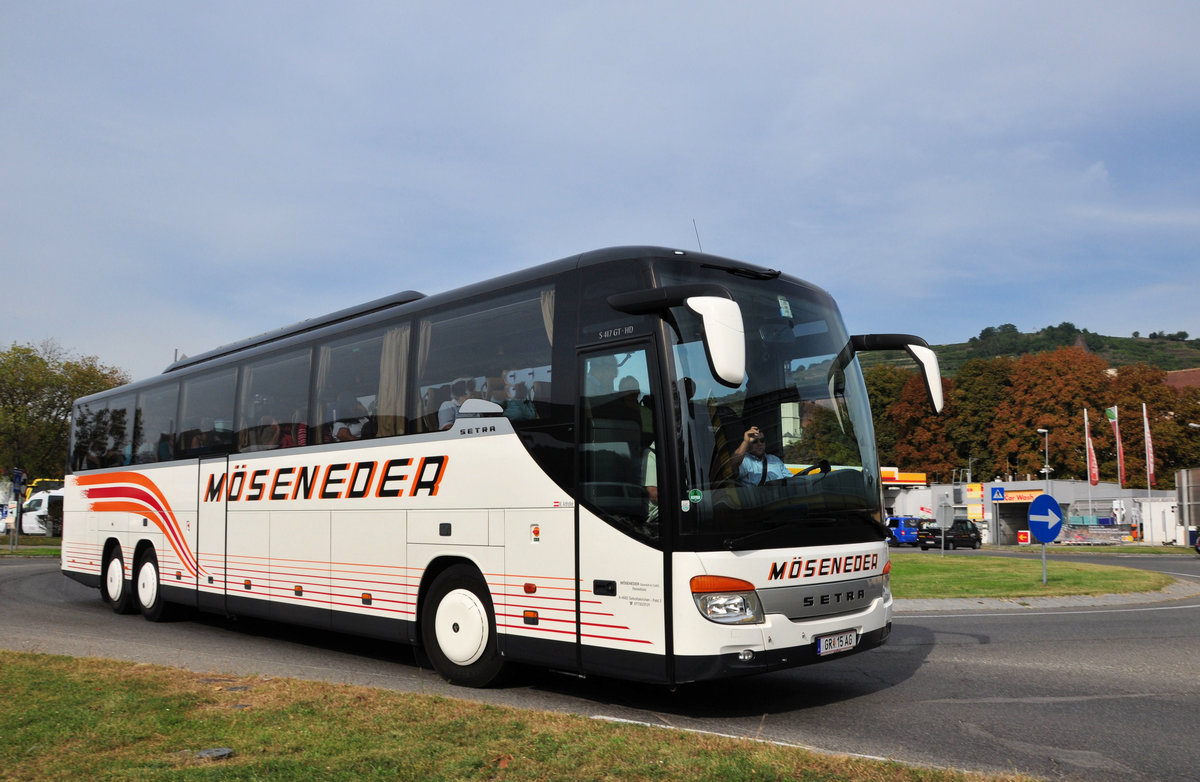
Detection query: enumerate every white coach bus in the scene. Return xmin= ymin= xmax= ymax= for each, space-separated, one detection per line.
xmin=62 ymin=246 xmax=941 ymax=687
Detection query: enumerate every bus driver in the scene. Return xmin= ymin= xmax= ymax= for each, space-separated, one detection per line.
xmin=730 ymin=425 xmax=791 ymax=486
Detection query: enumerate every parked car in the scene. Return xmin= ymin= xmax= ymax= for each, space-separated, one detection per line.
xmin=918 ymin=520 xmax=982 ymax=550
xmin=885 ymin=516 xmax=921 ymax=546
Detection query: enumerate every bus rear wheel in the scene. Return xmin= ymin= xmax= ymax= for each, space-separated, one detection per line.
xmin=421 ymin=565 xmax=507 ymax=687
xmin=101 ymin=546 xmax=135 ymax=614
xmin=134 ymin=548 xmax=175 ymax=622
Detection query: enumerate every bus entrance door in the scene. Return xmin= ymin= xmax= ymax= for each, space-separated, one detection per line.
xmin=576 ymin=347 xmax=668 ymax=681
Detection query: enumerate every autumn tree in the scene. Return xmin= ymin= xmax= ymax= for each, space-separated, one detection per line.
xmin=987 ymin=347 xmax=1110 ymax=481
xmin=0 ymin=341 xmax=129 ymax=480
xmin=890 ymin=372 xmax=957 ymax=480
xmin=1105 ymin=364 xmax=1192 ymax=489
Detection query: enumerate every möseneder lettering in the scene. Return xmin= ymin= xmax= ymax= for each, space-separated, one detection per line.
xmin=767 ymin=553 xmax=879 ymax=581
xmin=204 ymin=455 xmax=449 ymax=502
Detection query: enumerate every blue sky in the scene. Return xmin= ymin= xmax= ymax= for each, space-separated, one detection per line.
xmin=4 ymin=2 xmax=1199 ymax=382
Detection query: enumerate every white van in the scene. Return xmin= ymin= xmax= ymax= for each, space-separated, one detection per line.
xmin=20 ymin=489 xmax=63 ymax=536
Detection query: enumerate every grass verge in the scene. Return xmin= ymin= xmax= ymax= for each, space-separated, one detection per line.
xmin=0 ymin=535 xmax=61 ymax=557
xmin=889 ymin=552 xmax=1173 ymax=599
xmin=0 ymin=651 xmax=1033 ymax=782
xmin=1039 ymin=544 xmax=1195 ymax=555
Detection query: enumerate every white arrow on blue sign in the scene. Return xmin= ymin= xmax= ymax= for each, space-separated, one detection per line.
xmin=1028 ymin=494 xmax=1063 ymax=544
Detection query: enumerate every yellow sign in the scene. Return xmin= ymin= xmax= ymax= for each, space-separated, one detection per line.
xmin=968 ymin=504 xmax=984 ymax=521
xmin=967 ymin=483 xmax=983 ymax=500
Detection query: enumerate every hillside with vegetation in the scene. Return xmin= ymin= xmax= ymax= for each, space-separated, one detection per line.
xmin=863 ymin=322 xmax=1200 ymax=376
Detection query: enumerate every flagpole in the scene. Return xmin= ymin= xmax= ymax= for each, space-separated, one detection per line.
xmin=1106 ymin=406 xmax=1125 ymax=489
xmin=1084 ymin=408 xmax=1094 ymax=530
xmin=1143 ymin=403 xmax=1154 ymax=542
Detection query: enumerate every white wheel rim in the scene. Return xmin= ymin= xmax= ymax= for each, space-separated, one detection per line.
xmin=137 ymin=559 xmax=158 ymax=609
xmin=105 ymin=556 xmax=124 ymax=601
xmin=434 ymin=588 xmax=489 ymax=666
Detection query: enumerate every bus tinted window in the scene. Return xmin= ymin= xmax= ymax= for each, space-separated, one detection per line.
xmin=178 ymin=368 xmax=237 ymax=456
xmin=135 ymin=383 xmax=178 ymax=463
xmin=98 ymin=393 xmax=136 ymax=468
xmin=69 ymin=395 xmax=132 ymax=470
xmin=416 ymin=287 xmax=553 ymax=432
xmin=312 ymin=322 xmax=409 ymax=444
xmin=70 ymin=400 xmax=103 ymax=471
xmin=237 ymin=348 xmax=311 ymax=452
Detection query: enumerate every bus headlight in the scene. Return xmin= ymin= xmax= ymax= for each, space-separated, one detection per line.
xmin=690 ymin=575 xmax=764 ymax=625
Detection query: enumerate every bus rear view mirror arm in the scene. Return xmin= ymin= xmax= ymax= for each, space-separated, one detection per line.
xmin=608 ymin=285 xmax=745 ymax=388
xmin=842 ymin=333 xmax=944 ymax=414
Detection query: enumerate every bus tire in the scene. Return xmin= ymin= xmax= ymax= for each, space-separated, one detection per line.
xmin=134 ymin=548 xmax=174 ymax=622
xmin=101 ymin=546 xmax=135 ymax=614
xmin=421 ymin=565 xmax=507 ymax=687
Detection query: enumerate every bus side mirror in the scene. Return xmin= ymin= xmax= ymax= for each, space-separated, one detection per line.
xmin=607 ymin=284 xmax=746 ymax=388
xmin=686 ymin=296 xmax=745 ymax=387
xmin=845 ymin=333 xmax=944 ymax=414
xmin=904 ymin=343 xmax=943 ymax=414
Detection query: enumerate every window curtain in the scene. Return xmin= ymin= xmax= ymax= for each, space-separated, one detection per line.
xmin=237 ymin=365 xmax=255 ymax=451
xmin=312 ymin=345 xmax=333 ymax=443
xmin=540 ymin=288 xmax=555 ymax=346
xmin=377 ymin=323 xmax=410 ymax=436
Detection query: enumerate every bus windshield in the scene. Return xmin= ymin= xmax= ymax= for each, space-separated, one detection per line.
xmin=666 ymin=272 xmax=883 ymax=550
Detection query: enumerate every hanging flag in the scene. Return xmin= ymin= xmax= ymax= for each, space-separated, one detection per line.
xmin=1084 ymin=408 xmax=1099 ymax=486
xmin=1143 ymin=402 xmax=1155 ymax=486
xmin=1105 ymin=406 xmax=1125 ymax=487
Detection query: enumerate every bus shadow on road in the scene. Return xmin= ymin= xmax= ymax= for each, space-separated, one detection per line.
xmin=515 ymin=622 xmax=938 ymax=718
xmin=179 ymin=609 xmax=937 ymax=718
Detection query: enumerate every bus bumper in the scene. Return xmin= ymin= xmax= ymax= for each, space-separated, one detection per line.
xmin=673 ymin=621 xmax=891 ymax=683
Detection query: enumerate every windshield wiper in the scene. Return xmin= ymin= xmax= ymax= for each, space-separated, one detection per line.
xmin=700 ymin=262 xmax=781 ymax=280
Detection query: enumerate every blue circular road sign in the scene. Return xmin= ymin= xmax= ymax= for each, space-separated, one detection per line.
xmin=1028 ymin=494 xmax=1063 ymax=544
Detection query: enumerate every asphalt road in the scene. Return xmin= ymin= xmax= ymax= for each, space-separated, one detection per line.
xmin=3 ymin=553 xmax=1199 ymax=781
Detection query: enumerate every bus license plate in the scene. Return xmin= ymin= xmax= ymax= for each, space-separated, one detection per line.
xmin=816 ymin=630 xmax=858 ymax=656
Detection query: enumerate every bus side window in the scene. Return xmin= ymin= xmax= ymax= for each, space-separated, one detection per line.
xmin=236 ymin=349 xmax=311 ymax=452
xmin=71 ymin=400 xmax=106 ymax=471
xmin=98 ymin=393 xmax=135 ymax=468
xmin=414 ymin=286 xmax=554 ymax=434
xmin=134 ymin=383 xmax=178 ymax=463
xmin=311 ymin=325 xmax=404 ymax=445
xmin=178 ymin=368 xmax=237 ymax=457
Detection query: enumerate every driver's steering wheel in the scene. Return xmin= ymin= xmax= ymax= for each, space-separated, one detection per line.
xmin=795 ymin=459 xmax=831 ymax=476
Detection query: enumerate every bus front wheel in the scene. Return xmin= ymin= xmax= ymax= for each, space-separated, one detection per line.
xmin=421 ymin=565 xmax=507 ymax=687
xmin=101 ymin=546 xmax=135 ymax=614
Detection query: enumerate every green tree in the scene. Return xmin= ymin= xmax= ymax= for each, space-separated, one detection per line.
xmin=945 ymin=357 xmax=1014 ymax=480
xmin=0 ymin=341 xmax=129 ymax=480
xmin=862 ymin=364 xmax=914 ymax=467
xmin=967 ymin=323 xmax=1024 ymax=358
